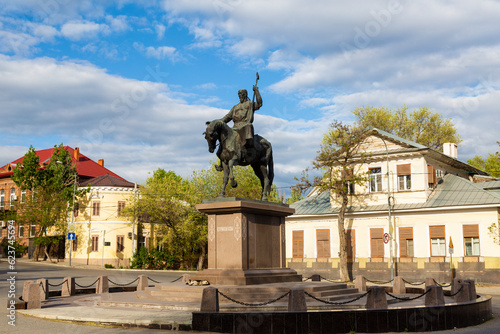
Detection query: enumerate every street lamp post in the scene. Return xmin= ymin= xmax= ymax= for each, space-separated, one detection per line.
xmin=380 ymin=137 xmax=394 ymax=280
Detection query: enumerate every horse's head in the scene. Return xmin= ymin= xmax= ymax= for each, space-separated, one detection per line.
xmin=204 ymin=120 xmax=221 ymax=153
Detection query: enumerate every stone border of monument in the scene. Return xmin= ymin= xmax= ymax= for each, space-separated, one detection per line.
xmin=192 ymin=278 xmax=492 ymax=333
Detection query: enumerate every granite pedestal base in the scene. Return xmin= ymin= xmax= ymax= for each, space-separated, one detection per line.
xmin=194 ymin=198 xmax=301 ymax=285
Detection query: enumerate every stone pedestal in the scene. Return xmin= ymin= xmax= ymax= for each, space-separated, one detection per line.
xmin=194 ymin=198 xmax=301 ymax=285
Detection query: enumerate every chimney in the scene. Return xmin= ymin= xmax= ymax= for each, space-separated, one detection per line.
xmin=443 ymin=143 xmax=458 ymax=159
xmin=74 ymin=147 xmax=80 ymax=161
xmin=98 ymin=159 xmax=104 ymax=167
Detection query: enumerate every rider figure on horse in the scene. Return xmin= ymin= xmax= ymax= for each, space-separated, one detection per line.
xmin=221 ymin=85 xmax=262 ymax=163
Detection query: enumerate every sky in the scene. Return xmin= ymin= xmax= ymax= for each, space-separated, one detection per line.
xmin=1 ymin=0 xmax=499 ymax=196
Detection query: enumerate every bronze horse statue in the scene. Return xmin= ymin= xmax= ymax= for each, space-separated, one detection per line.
xmin=204 ymin=119 xmax=274 ymax=201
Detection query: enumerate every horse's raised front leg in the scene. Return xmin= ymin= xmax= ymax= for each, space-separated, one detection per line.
xmin=219 ymin=162 xmax=229 ymax=197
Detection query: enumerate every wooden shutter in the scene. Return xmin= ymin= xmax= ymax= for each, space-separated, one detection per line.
xmin=429 ymin=226 xmax=445 ymax=238
xmin=370 ymin=228 xmax=384 ymax=258
xmin=293 ymin=231 xmax=304 ymax=258
xmin=397 ymin=164 xmax=411 ymax=176
xmin=399 ymin=227 xmax=413 ymax=257
xmin=463 ymin=225 xmax=479 ymax=238
xmin=346 ymin=229 xmax=355 ymax=261
xmin=427 ymin=165 xmax=436 ymax=186
xmin=316 ymin=229 xmax=330 ymax=258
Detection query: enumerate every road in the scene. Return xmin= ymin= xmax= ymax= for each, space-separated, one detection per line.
xmin=1 ymin=259 xmax=499 ymax=333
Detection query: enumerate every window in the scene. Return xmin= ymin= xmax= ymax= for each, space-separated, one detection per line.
xmin=21 ymin=190 xmax=26 ymax=203
xmin=339 ymin=169 xmax=355 ymax=194
xmin=316 ymin=229 xmax=330 ymax=258
xmin=369 ymin=167 xmax=383 ymax=192
xmin=92 ymin=201 xmax=100 ymax=216
xmin=427 ymin=165 xmax=437 ymax=188
xmin=72 ymin=236 xmax=78 ymax=252
xmin=18 ymin=224 xmax=24 ymax=238
xmin=73 ymin=202 xmax=79 ymax=217
xmin=0 ymin=189 xmax=4 ymax=207
xmin=346 ymin=229 xmax=355 ymax=262
xmin=399 ymin=227 xmax=414 ymax=257
xmin=370 ymin=228 xmax=384 ymax=258
xmin=91 ymin=235 xmax=99 ymax=252
xmin=116 ymin=235 xmax=125 ymax=253
xmin=397 ymin=164 xmax=411 ymax=191
xmin=118 ymin=201 xmax=126 ymax=216
xmin=30 ymin=224 xmax=36 ymax=237
xmin=430 ymin=226 xmax=446 ymax=256
xmin=292 ymin=230 xmax=304 ymax=258
xmin=10 ymin=188 xmax=15 ymax=208
xmin=463 ymin=225 xmax=480 ymax=256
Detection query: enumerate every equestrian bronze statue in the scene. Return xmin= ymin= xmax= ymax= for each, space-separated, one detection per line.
xmin=204 ymin=73 xmax=274 ymax=201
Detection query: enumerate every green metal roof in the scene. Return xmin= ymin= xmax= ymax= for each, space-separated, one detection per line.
xmin=290 ymin=174 xmax=500 ymax=216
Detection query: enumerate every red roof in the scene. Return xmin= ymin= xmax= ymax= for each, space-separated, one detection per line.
xmin=0 ymin=146 xmax=127 ymax=182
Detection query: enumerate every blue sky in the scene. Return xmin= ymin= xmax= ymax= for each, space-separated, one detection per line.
xmin=1 ymin=0 xmax=500 ymax=195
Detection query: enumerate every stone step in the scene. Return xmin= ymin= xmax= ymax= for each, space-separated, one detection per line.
xmin=316 ymin=287 xmax=359 ymax=297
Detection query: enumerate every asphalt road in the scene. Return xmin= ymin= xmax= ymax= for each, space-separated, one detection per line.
xmin=1 ymin=259 xmax=499 ymax=333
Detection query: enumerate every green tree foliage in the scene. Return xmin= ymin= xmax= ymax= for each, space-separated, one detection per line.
xmin=11 ymin=145 xmax=87 ymax=261
xmin=467 ymin=145 xmax=500 ymax=177
xmin=189 ymin=160 xmax=264 ymax=201
xmin=125 ymin=169 xmax=207 ymax=270
xmin=352 ymin=106 xmax=461 ymax=151
xmin=296 ymin=121 xmax=370 ymax=282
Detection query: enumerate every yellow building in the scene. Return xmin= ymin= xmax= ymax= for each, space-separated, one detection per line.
xmin=286 ymin=128 xmax=500 ymax=283
xmin=70 ymin=174 xmax=142 ymax=267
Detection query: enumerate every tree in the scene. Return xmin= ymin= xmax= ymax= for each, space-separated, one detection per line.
xmin=352 ymin=106 xmax=461 ymax=151
xmin=467 ymin=143 xmax=500 ymax=177
xmin=296 ymin=121 xmax=369 ymax=282
xmin=12 ymin=145 xmax=85 ymax=261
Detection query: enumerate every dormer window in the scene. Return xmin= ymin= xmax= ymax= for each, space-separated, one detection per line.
xmin=369 ymin=167 xmax=382 ymax=192
xmin=397 ymin=164 xmax=411 ymax=191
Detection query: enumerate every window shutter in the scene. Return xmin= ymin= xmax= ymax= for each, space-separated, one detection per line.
xmin=429 ymin=226 xmax=445 ymax=238
xmin=463 ymin=225 xmax=479 ymax=238
xmin=399 ymin=227 xmax=413 ymax=257
xmin=316 ymin=229 xmax=330 ymax=258
xmin=397 ymin=164 xmax=411 ymax=176
xmin=293 ymin=231 xmax=304 ymax=258
xmin=370 ymin=228 xmax=384 ymax=257
xmin=399 ymin=227 xmax=413 ymax=239
xmin=370 ymin=228 xmax=384 ymax=239
xmin=427 ymin=165 xmax=436 ymax=185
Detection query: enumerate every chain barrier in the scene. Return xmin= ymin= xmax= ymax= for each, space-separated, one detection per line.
xmin=366 ymin=278 xmax=394 ymax=284
xmin=148 ymin=277 xmax=161 ymax=284
xmin=433 ymin=279 xmax=452 ymax=287
xmin=108 ymin=277 xmax=139 ymax=287
xmin=39 ymin=281 xmax=46 ymax=293
xmin=170 ymin=276 xmax=182 ymax=283
xmin=47 ymin=279 xmax=67 ymax=287
xmin=385 ymin=287 xmax=432 ymax=301
xmin=448 ymin=285 xmax=464 ymax=297
xmin=304 ymin=290 xmax=370 ymax=305
xmin=319 ymin=276 xmax=352 ymax=284
xmin=402 ymin=279 xmax=426 ymax=286
xmin=218 ymin=290 xmax=291 ymax=307
xmin=75 ymin=278 xmax=100 ymax=289
xmin=302 ymin=276 xmax=313 ymax=281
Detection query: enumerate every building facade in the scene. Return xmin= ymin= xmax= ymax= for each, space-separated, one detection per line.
xmin=286 ymin=129 xmax=500 ymax=283
xmin=0 ymin=146 xmax=144 ymax=267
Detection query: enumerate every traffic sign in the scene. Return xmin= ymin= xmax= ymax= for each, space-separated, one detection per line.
xmin=68 ymin=223 xmax=76 ymax=232
xmin=383 ymin=233 xmax=390 ymax=244
xmin=68 ymin=232 xmax=76 ymax=240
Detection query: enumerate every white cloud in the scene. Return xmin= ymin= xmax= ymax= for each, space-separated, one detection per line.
xmin=0 ymin=55 xmax=321 ymax=187
xmin=60 ymin=20 xmax=104 ymax=40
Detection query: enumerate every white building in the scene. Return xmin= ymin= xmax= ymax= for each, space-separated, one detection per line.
xmin=286 ymin=128 xmax=500 ymax=283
